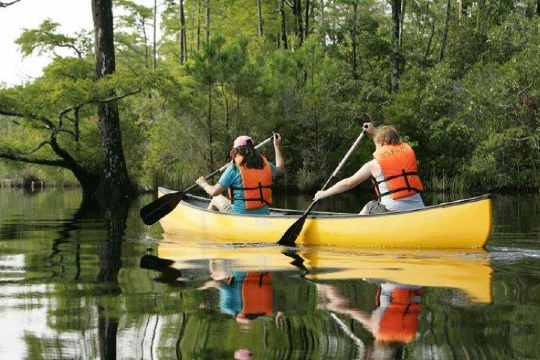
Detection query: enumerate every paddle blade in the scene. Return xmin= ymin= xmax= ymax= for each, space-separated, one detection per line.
xmin=278 ymin=214 xmax=308 ymax=246
xmin=140 ymin=191 xmax=185 ymax=225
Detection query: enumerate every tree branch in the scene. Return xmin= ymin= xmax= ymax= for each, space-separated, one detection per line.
xmin=0 ymin=108 xmax=56 ymax=130
xmin=0 ymin=151 xmax=67 ymax=167
xmin=57 ymin=88 xmax=141 ymax=120
xmin=97 ymin=88 xmax=142 ymax=103
xmin=21 ymin=140 xmax=51 ymax=155
xmin=0 ymin=0 xmax=22 ymax=8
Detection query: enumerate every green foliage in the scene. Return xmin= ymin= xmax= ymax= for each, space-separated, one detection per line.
xmin=2 ymin=0 xmax=540 ymax=193
xmin=16 ymin=19 xmax=91 ymax=58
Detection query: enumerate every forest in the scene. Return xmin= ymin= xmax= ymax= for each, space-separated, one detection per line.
xmin=1 ymin=0 xmax=539 ymax=200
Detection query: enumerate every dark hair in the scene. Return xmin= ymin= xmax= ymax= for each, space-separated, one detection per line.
xmin=230 ymin=140 xmax=264 ymax=169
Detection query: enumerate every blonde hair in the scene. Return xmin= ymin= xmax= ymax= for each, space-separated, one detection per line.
xmin=374 ymin=126 xmax=401 ymax=146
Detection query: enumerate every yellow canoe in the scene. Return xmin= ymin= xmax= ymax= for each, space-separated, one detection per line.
xmin=158 ymin=187 xmax=491 ymax=249
xmin=157 ymin=239 xmax=493 ymax=303
xmin=158 ymin=187 xmax=492 ymax=249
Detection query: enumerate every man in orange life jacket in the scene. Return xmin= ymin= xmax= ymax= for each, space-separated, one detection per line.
xmin=196 ymin=134 xmax=285 ymax=215
xmin=314 ymin=122 xmax=424 ymax=214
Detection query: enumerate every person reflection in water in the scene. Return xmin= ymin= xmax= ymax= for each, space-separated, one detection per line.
xmin=199 ymin=260 xmax=285 ymax=327
xmin=317 ymin=282 xmax=422 ymax=360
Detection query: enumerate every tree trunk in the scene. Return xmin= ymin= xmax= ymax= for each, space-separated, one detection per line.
xmin=390 ymin=0 xmax=402 ymax=93
xmin=221 ymin=84 xmax=231 ymax=160
xmin=537 ymin=0 xmax=540 ymax=16
xmin=399 ymin=0 xmax=406 ymax=49
xmin=319 ymin=0 xmax=325 ymax=44
xmin=205 ymin=0 xmax=210 ymax=46
xmin=197 ymin=0 xmax=201 ymax=51
xmin=153 ymin=0 xmax=157 ymax=70
xmin=280 ymin=0 xmax=288 ymax=49
xmin=256 ymin=0 xmax=264 ymax=36
xmin=142 ymin=20 xmax=150 ymax=68
xmin=304 ymin=0 xmax=310 ymax=39
xmin=423 ymin=16 xmax=435 ymax=66
xmin=439 ymin=0 xmax=451 ymax=62
xmin=91 ymin=0 xmax=133 ymax=202
xmin=207 ymin=83 xmax=214 ymax=170
xmin=476 ymin=0 xmax=485 ymax=33
xmin=292 ymin=0 xmax=304 ymax=46
xmin=351 ymin=1 xmax=359 ymax=80
xmin=180 ymin=0 xmax=187 ymax=63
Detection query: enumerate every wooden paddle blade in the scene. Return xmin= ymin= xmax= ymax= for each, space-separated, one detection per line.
xmin=278 ymin=214 xmax=308 ymax=246
xmin=140 ymin=191 xmax=185 ymax=225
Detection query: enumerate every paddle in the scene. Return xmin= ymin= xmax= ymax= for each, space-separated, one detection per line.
xmin=140 ymin=135 xmax=275 ymax=225
xmin=278 ymin=129 xmax=367 ymax=246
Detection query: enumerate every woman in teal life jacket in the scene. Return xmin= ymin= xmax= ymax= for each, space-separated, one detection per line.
xmin=196 ymin=134 xmax=285 ymax=215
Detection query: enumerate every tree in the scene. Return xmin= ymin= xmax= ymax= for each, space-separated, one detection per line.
xmin=115 ymin=0 xmax=153 ymax=68
xmin=91 ymin=0 xmax=134 ymax=201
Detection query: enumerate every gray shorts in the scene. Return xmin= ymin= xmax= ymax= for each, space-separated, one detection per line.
xmin=359 ymin=200 xmax=389 ymax=215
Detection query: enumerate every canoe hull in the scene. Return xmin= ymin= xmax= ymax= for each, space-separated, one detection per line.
xmin=158 ymin=188 xmax=492 ymax=249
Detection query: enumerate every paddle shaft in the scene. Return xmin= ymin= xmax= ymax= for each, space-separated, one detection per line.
xmin=303 ymin=131 xmax=366 ymax=214
xmin=277 ymin=130 xmax=366 ymax=246
xmin=183 ymin=135 xmax=275 ymax=193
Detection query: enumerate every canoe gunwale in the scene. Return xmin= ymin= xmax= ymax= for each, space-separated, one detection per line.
xmin=158 ymin=187 xmax=492 ymax=220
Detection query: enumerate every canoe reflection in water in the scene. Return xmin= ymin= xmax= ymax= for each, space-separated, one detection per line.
xmin=317 ymin=282 xmax=422 ymax=360
xmin=141 ymin=238 xmax=493 ymax=359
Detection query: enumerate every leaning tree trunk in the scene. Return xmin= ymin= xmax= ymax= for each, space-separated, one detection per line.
xmin=390 ymin=0 xmax=402 ymax=93
xmin=91 ymin=0 xmax=133 ymax=202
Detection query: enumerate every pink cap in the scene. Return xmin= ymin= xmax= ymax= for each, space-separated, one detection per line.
xmin=233 ymin=135 xmax=253 ymax=148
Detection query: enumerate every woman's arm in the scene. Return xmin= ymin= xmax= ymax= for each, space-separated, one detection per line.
xmin=313 ymin=160 xmax=374 ymax=201
xmin=196 ymin=177 xmax=227 ymax=197
xmin=273 ymin=133 xmax=285 ymax=173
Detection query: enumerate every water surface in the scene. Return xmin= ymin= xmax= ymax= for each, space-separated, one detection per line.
xmin=0 ymin=189 xmax=539 ymax=359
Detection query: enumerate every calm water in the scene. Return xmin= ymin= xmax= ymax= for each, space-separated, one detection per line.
xmin=0 ymin=188 xmax=539 ymax=359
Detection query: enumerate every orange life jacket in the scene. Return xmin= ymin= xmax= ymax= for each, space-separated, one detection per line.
xmin=376 ymin=287 xmax=422 ymax=343
xmin=372 ymin=143 xmax=423 ymax=200
xmin=229 ymin=157 xmax=272 ymax=209
xmin=240 ymin=272 xmax=273 ymax=317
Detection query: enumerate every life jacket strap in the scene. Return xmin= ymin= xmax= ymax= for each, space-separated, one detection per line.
xmin=230 ymin=182 xmax=272 ymax=205
xmin=371 ymin=170 xmax=422 ymax=200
